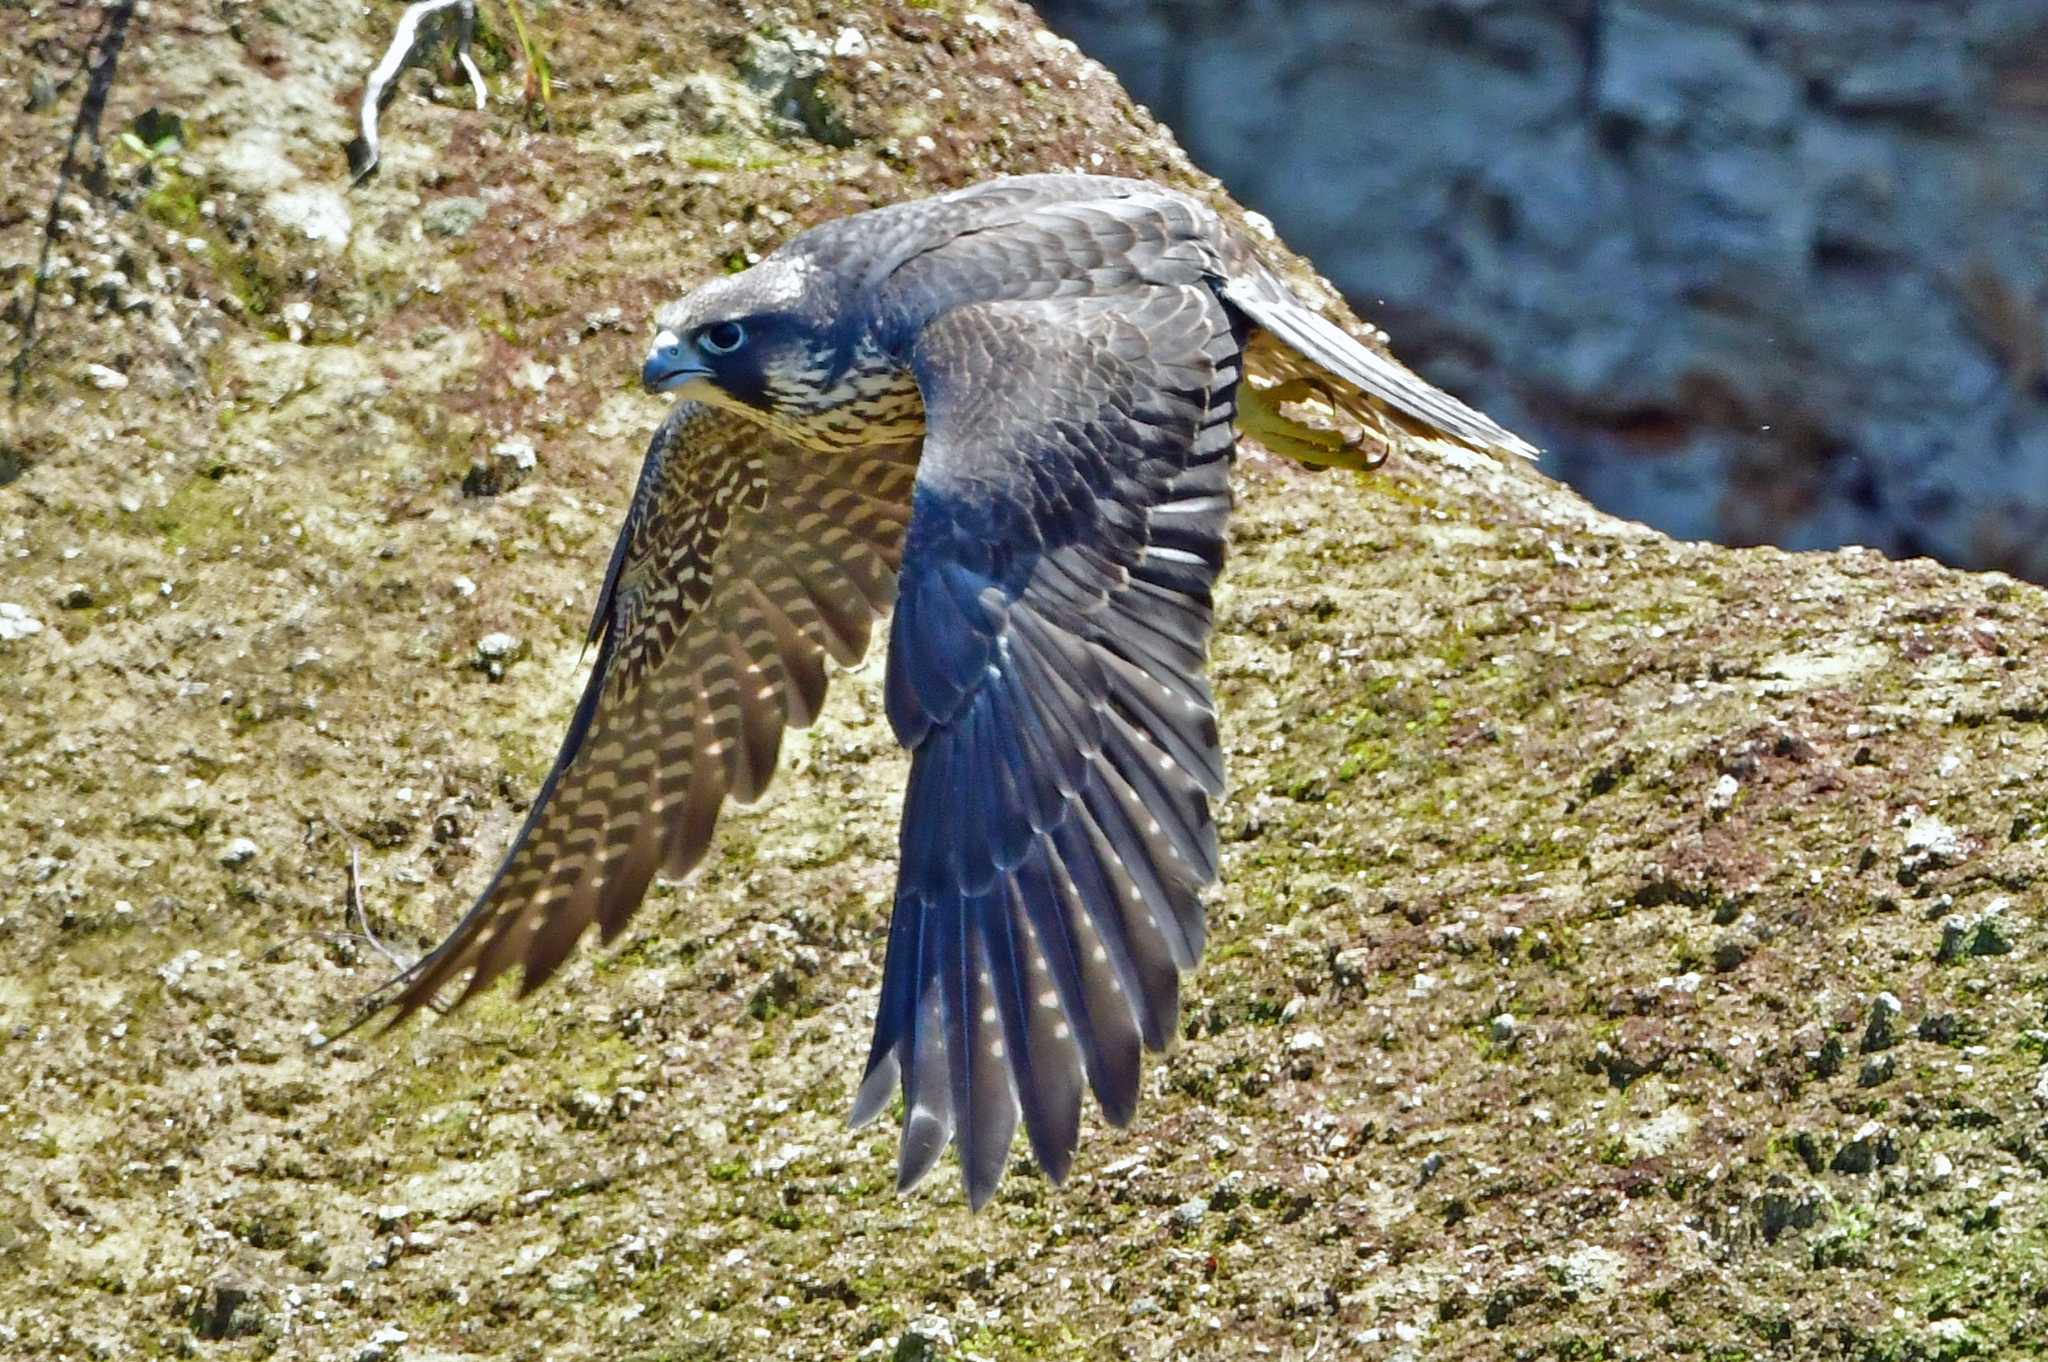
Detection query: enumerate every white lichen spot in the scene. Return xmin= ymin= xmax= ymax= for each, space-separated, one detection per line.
xmin=0 ymin=603 xmax=45 ymax=641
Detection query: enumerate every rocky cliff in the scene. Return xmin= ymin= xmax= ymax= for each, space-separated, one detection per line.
xmin=3 ymin=1 xmax=2047 ymax=1359
xmin=1038 ymin=0 xmax=2048 ymax=580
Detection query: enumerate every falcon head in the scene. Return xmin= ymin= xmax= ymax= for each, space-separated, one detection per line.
xmin=641 ymin=258 xmax=843 ymax=424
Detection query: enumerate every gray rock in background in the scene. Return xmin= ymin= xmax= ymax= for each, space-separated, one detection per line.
xmin=1035 ymin=0 xmax=2048 ymax=578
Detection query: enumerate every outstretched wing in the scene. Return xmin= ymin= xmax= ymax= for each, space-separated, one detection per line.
xmin=382 ymin=402 xmax=917 ymax=1021
xmin=850 ymin=286 xmax=1240 ymax=1207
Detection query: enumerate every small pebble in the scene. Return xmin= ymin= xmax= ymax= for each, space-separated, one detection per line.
xmin=1711 ymin=931 xmax=1754 ymax=972
xmin=219 ymin=837 xmax=258 ymax=867
xmin=464 ymin=437 xmax=538 ymax=497
xmin=0 ymin=603 xmax=45 ymax=640
xmin=353 ymin=1325 xmax=409 ymax=1362
xmin=1938 ymin=900 xmax=2015 ymax=961
xmin=1861 ymin=992 xmax=1901 ymax=1053
xmin=1937 ymin=916 xmax=1970 ymax=963
xmin=892 ymin=1315 xmax=955 ymax=1362
xmin=1917 ymin=1013 xmax=1957 ymax=1044
xmin=1969 ymin=911 xmax=2013 ymax=958
xmin=492 ymin=435 xmax=537 ymax=472
xmin=475 ymin=631 xmax=526 ymax=679
xmin=1900 ymin=811 xmax=1964 ymax=875
xmin=1830 ymin=1121 xmax=1894 ymax=1175
xmin=1285 ymin=1029 xmax=1324 ymax=1054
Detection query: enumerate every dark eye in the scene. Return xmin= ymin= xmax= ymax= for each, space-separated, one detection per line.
xmin=698 ymin=321 xmax=746 ymax=355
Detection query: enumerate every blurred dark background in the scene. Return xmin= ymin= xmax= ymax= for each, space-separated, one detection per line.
xmin=1035 ymin=0 xmax=2048 ymax=581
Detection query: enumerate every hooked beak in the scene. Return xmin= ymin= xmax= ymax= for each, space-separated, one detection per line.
xmin=641 ymin=330 xmax=711 ymax=395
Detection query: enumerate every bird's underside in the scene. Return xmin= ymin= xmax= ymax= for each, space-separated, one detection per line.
xmin=359 ymin=173 xmax=1532 ymax=1208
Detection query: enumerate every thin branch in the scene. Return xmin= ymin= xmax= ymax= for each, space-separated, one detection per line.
xmin=315 ymin=846 xmax=457 ymax=1047
xmin=348 ymin=845 xmax=413 ymax=974
xmin=9 ymin=0 xmax=138 ymax=397
xmin=348 ymin=0 xmax=481 ymax=183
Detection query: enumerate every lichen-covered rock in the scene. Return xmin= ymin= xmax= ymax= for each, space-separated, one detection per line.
xmin=419 ymin=195 xmax=488 ymax=239
xmin=3 ymin=2 xmax=2047 ymax=1361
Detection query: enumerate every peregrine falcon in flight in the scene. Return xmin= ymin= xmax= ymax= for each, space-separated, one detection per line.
xmin=373 ymin=174 xmax=1532 ymax=1207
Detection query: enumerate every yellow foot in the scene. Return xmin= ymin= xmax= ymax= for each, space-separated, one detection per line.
xmin=1237 ymin=378 xmax=1389 ymax=472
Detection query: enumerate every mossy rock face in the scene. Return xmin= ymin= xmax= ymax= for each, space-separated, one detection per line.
xmin=5 ymin=1 xmax=2048 ymax=1360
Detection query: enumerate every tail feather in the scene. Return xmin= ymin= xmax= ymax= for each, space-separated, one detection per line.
xmin=1222 ymin=278 xmax=1538 ymax=462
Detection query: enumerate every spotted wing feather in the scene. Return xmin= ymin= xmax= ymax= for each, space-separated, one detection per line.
xmin=383 ymin=402 xmax=916 ymax=1021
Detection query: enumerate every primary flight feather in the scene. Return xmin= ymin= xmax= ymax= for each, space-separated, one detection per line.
xmin=373 ymin=174 xmax=1533 ymax=1208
